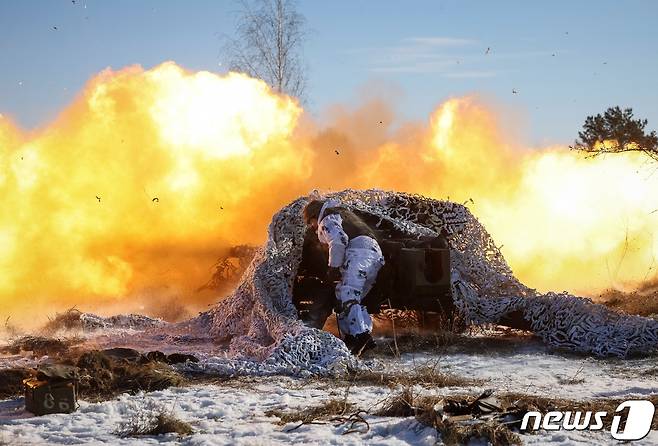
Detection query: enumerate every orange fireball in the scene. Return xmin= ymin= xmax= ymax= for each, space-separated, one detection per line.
xmin=1 ymin=62 xmax=656 ymax=328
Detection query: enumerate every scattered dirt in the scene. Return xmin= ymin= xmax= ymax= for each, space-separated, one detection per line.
xmin=0 ymin=368 xmax=32 ymax=399
xmin=75 ymin=350 xmax=186 ymax=402
xmin=374 ymin=310 xmax=468 ymax=334
xmin=596 ymin=279 xmax=658 ymax=318
xmin=374 ymin=387 xmax=521 ymax=445
xmin=369 ymin=331 xmax=539 ymax=357
xmin=0 ymin=335 xmax=83 ymax=357
xmin=0 ymin=348 xmax=191 ymax=402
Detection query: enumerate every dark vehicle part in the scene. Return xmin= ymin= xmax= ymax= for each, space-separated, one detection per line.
xmin=293 ymin=222 xmax=455 ymax=329
xmin=374 ymin=237 xmax=453 ymax=314
xmin=344 ymin=332 xmax=377 ymax=356
xmin=293 ymin=211 xmax=533 ymax=332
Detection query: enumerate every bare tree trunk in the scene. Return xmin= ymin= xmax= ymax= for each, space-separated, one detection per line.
xmin=225 ymin=0 xmax=307 ymax=99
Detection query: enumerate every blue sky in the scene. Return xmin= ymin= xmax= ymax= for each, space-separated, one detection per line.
xmin=1 ymin=0 xmax=657 ymax=145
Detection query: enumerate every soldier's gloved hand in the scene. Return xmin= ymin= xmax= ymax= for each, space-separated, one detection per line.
xmin=326 ymin=267 xmax=342 ymax=283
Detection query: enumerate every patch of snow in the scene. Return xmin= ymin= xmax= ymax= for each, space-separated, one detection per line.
xmin=0 ymin=380 xmax=436 ymax=445
xmin=0 ymin=353 xmax=43 ymax=370
xmin=395 ymin=349 xmax=658 ymax=400
xmin=80 ymin=313 xmax=165 ymax=332
xmin=2 ymin=332 xmax=656 ymax=445
xmin=1 ymin=376 xmax=656 ymax=445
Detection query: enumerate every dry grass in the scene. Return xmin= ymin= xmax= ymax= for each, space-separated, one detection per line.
xmin=434 ymin=418 xmax=522 ymax=446
xmin=266 ymin=398 xmax=355 ymax=425
xmin=312 ymin=385 xmax=658 ymax=444
xmin=374 ymin=386 xmax=420 ymax=417
xmin=148 ymin=413 xmax=193 ymax=435
xmin=345 ymin=362 xmax=482 ymax=389
xmin=375 ymin=309 xmax=468 ymax=332
xmin=0 ymin=347 xmax=207 ymax=405
xmin=75 ymin=350 xmax=186 ymax=401
xmin=0 ymin=349 xmax=187 ymax=401
xmin=555 ymin=365 xmax=586 ymax=385
xmin=42 ymin=308 xmax=84 ymax=334
xmin=0 ymin=368 xmax=33 ymax=398
xmin=373 ymin=387 xmax=521 ymax=445
xmin=0 ymin=335 xmax=83 ymax=357
xmin=116 ymin=410 xmax=193 ymax=437
xmin=370 ymin=331 xmax=537 ymax=358
xmin=371 ymin=388 xmax=658 ymax=445
xmin=370 ymin=331 xmax=459 ymax=357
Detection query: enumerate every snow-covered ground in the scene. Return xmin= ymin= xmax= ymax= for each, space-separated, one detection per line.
xmin=1 ymin=334 xmax=656 ymax=445
xmin=396 ymin=348 xmax=658 ymax=400
xmin=4 ymin=375 xmax=655 ymax=446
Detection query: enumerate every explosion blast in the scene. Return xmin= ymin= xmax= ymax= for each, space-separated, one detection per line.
xmin=1 ymin=62 xmax=656 ymax=326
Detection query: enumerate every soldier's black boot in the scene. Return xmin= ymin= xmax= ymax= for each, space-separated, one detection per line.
xmin=344 ymin=332 xmax=376 ymax=356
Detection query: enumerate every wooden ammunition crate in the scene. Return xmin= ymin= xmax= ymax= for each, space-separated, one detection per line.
xmin=23 ymin=377 xmax=78 ymax=416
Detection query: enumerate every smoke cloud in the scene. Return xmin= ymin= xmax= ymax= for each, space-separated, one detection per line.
xmin=1 ymin=62 xmax=656 ymax=327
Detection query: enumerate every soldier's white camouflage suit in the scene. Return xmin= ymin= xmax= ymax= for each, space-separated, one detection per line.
xmin=316 ymin=210 xmax=384 ymax=336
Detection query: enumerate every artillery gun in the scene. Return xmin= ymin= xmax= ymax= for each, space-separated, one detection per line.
xmin=293 ymin=209 xmax=532 ymax=332
xmin=293 ymin=210 xmax=455 ymax=330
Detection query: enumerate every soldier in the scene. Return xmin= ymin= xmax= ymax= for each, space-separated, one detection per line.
xmin=303 ymin=199 xmax=385 ymax=355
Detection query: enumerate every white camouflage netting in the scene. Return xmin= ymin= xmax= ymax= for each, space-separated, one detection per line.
xmin=194 ymin=189 xmax=658 ymax=375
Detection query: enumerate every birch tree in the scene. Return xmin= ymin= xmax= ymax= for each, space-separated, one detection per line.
xmin=226 ymin=0 xmax=307 ymax=99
